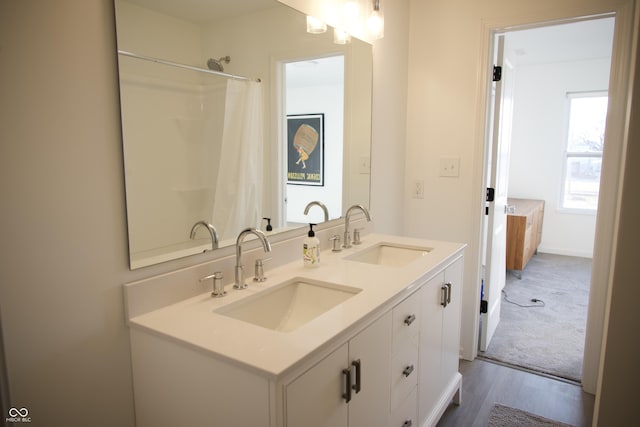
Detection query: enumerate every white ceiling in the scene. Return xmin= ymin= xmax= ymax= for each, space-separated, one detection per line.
xmin=505 ymin=18 xmax=615 ymax=66
xmin=286 ymin=55 xmax=345 ymax=88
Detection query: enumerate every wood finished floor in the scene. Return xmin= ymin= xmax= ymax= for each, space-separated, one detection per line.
xmin=436 ymin=359 xmax=594 ymax=427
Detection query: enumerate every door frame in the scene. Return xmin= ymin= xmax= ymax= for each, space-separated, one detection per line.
xmin=471 ymin=3 xmax=636 ymax=395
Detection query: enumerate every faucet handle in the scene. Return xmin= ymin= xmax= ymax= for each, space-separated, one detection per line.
xmin=329 ymin=235 xmax=342 ymax=252
xmin=353 ymin=228 xmax=364 ymax=245
xmin=253 ymin=257 xmax=272 ymax=282
xmin=200 ymin=271 xmax=226 ymax=298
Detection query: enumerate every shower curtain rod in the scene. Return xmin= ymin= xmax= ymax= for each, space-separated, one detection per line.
xmin=117 ymin=50 xmax=260 ymax=82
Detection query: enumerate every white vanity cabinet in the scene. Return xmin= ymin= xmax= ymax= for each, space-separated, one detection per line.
xmin=285 ymin=311 xmax=392 ymax=427
xmin=418 ymin=256 xmax=464 ymax=427
xmin=125 ymin=235 xmax=466 ymax=427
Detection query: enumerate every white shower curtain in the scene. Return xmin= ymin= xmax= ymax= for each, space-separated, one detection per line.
xmin=212 ymin=79 xmax=264 ymax=240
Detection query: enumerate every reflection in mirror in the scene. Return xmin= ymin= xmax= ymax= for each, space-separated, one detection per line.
xmin=114 ymin=0 xmax=372 ymax=269
xmin=285 ymin=55 xmax=344 ymax=225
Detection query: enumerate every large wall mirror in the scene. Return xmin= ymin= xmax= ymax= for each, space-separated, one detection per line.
xmin=114 ymin=0 xmax=373 ymax=269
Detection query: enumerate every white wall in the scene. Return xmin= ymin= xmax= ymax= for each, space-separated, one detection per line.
xmin=369 ymin=0 xmax=410 ymax=235
xmin=508 ymin=57 xmax=611 ymax=258
xmin=0 ymin=1 xmax=136 ymax=425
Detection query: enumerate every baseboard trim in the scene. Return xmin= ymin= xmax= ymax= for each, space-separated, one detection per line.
xmin=537 ymin=248 xmax=593 ymax=259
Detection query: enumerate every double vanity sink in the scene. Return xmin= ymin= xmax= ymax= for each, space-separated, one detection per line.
xmin=126 ymin=237 xmax=450 ymax=376
xmin=216 ymin=243 xmax=431 ymax=333
xmin=125 ymin=233 xmax=465 ymax=427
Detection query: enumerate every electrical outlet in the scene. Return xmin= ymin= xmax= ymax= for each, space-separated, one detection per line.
xmin=440 ymin=157 xmax=460 ymax=177
xmin=412 ymin=180 xmax=424 ymax=199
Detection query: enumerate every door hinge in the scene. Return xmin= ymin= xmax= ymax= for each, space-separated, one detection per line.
xmin=486 ymin=187 xmax=495 ymax=202
xmin=480 ymin=300 xmax=488 ymax=314
xmin=492 ymin=65 xmax=502 ymax=82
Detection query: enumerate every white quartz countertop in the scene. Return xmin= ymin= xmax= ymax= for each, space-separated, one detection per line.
xmin=127 ymin=234 xmax=465 ymax=380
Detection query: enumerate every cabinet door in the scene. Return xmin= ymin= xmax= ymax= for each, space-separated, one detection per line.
xmin=349 ymin=311 xmax=392 ymax=427
xmin=286 ymin=343 xmax=349 ymax=427
xmin=441 ymin=257 xmax=464 ymax=389
xmin=418 ymin=271 xmax=445 ymax=423
xmin=285 ymin=312 xmax=391 ymax=427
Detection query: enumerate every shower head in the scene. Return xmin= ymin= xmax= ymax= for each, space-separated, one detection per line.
xmin=207 ymin=55 xmax=231 ymax=72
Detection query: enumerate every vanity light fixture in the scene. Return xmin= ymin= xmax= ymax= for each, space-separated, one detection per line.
xmin=367 ymin=0 xmax=384 ymax=39
xmin=306 ymin=15 xmax=327 ymax=34
xmin=306 ymin=0 xmax=384 ymax=42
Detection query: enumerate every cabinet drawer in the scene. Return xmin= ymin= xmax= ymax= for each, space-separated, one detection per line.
xmin=391 ymin=387 xmax=417 ymax=427
xmin=390 ymin=338 xmax=418 ymax=410
xmin=392 ymin=291 xmax=420 ymax=350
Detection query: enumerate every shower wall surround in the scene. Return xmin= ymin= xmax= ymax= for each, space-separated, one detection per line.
xmin=118 ymin=56 xmax=227 ymax=263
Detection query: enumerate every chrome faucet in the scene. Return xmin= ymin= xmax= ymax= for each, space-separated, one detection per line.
xmin=343 ymin=204 xmax=371 ymax=249
xmin=189 ymin=221 xmax=219 ymax=251
xmin=304 ymin=201 xmax=329 ymax=222
xmin=234 ymin=228 xmax=272 ymax=289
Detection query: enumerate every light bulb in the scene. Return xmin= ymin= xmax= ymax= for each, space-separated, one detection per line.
xmin=333 ymin=28 xmax=351 ymax=45
xmin=306 ymin=15 xmax=327 ymax=34
xmin=367 ymin=10 xmax=384 ymax=39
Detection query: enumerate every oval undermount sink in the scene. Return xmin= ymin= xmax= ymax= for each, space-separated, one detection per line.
xmin=214 ymin=278 xmax=361 ymax=332
xmin=345 ymin=242 xmax=432 ymax=267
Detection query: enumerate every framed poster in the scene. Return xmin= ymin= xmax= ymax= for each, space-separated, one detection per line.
xmin=287 ymin=113 xmax=324 ymax=186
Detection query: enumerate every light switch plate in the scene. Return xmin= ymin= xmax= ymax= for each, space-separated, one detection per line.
xmin=440 ymin=157 xmax=460 ymax=177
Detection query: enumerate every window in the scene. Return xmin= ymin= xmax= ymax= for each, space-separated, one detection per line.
xmin=561 ymin=93 xmax=608 ymax=211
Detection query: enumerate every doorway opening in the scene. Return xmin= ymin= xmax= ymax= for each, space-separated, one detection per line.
xmin=479 ymin=17 xmax=614 ymax=383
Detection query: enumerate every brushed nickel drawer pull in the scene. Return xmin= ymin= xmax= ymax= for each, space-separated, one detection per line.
xmin=404 ymin=314 xmax=416 ymax=326
xmin=402 ymin=364 xmax=414 ymax=377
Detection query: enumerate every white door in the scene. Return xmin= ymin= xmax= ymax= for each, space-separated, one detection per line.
xmin=348 ymin=312 xmax=392 ymax=427
xmin=286 ymin=343 xmax=349 ymax=427
xmin=418 ymin=271 xmax=444 ymax=422
xmin=441 ymin=258 xmax=464 ymax=381
xmin=480 ymin=34 xmax=515 ymax=352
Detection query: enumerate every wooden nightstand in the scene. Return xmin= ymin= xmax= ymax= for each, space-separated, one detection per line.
xmin=506 ymin=198 xmax=544 ymax=277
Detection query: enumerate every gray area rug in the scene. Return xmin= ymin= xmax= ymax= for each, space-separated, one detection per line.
xmin=481 ymin=253 xmax=591 ymax=382
xmin=488 ymin=404 xmax=575 ymax=427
